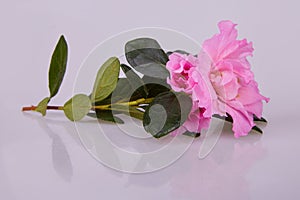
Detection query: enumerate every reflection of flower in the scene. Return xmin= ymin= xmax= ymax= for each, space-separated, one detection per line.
xmin=166 ymin=20 xmax=269 ymax=137
xmin=169 ymin=139 xmax=266 ymax=200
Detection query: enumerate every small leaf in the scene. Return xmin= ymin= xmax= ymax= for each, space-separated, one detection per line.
xmin=49 ymin=35 xmax=68 ymax=98
xmin=35 ymin=97 xmax=50 ymax=116
xmin=252 ymin=126 xmax=263 ymax=134
xmin=183 ymin=131 xmax=201 ymax=138
xmin=143 ymin=91 xmax=192 ymax=138
xmin=166 ymin=50 xmax=190 ymax=56
xmin=125 ymin=38 xmax=169 ymax=79
xmin=63 ymin=94 xmax=92 ymax=121
xmin=91 ymin=57 xmax=120 ymax=102
xmin=253 ymin=115 xmax=267 ymax=123
xmin=87 ymin=111 xmax=124 ymax=124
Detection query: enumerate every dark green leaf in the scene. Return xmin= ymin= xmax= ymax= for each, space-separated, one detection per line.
xmin=143 ymin=91 xmax=192 ymax=138
xmin=125 ymin=38 xmax=169 ymax=79
xmin=35 ymin=97 xmax=50 ymax=116
xmin=142 ymin=75 xmax=171 ymax=98
xmin=91 ymin=57 xmax=120 ymax=102
xmin=252 ymin=126 xmax=263 ymax=134
xmin=87 ymin=111 xmax=124 ymax=124
xmin=253 ymin=115 xmax=267 ymax=123
xmin=183 ymin=131 xmax=201 ymax=138
xmin=63 ymin=94 xmax=92 ymax=121
xmin=111 ymin=78 xmax=135 ymax=103
xmin=166 ymin=50 xmax=190 ymax=56
xmin=48 ymin=35 xmax=68 ymax=98
xmin=121 ymin=64 xmax=148 ymax=98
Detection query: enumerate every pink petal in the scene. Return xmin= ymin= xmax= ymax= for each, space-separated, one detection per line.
xmin=226 ymin=101 xmax=255 ymax=137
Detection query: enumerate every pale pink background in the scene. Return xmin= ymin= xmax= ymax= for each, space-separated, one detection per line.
xmin=0 ymin=0 xmax=299 ymax=199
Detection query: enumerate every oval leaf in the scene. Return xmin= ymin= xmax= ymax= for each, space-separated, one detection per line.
xmin=63 ymin=94 xmax=91 ymax=121
xmin=125 ymin=38 xmax=169 ymax=79
xmin=143 ymin=91 xmax=192 ymax=138
xmin=91 ymin=57 xmax=120 ymax=102
xmin=49 ymin=35 xmax=68 ymax=98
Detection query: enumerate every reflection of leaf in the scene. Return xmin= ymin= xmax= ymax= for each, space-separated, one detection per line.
xmin=48 ymin=35 xmax=68 ymax=98
xmin=63 ymin=94 xmax=92 ymax=121
xmin=52 ymin=134 xmax=73 ymax=182
xmin=125 ymin=38 xmax=169 ymax=79
xmin=143 ymin=91 xmax=192 ymax=138
xmin=35 ymin=118 xmax=73 ymax=182
xmin=91 ymin=57 xmax=120 ymax=102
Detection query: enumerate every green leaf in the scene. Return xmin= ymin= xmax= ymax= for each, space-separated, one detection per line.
xmin=143 ymin=91 xmax=192 ymax=138
xmin=87 ymin=111 xmax=124 ymax=124
xmin=183 ymin=131 xmax=201 ymax=138
xmin=141 ymin=75 xmax=171 ymax=98
xmin=125 ymin=38 xmax=169 ymax=79
xmin=63 ymin=94 xmax=92 ymax=121
xmin=166 ymin=50 xmax=190 ymax=56
xmin=48 ymin=35 xmax=68 ymax=98
xmin=253 ymin=115 xmax=267 ymax=123
xmin=91 ymin=57 xmax=120 ymax=102
xmin=35 ymin=97 xmax=50 ymax=116
xmin=111 ymin=78 xmax=135 ymax=103
xmin=252 ymin=126 xmax=263 ymax=134
xmin=121 ymin=64 xmax=148 ymax=98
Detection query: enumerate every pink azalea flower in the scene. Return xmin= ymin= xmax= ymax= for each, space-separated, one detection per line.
xmin=202 ymin=20 xmax=269 ymax=137
xmin=166 ymin=53 xmax=213 ymax=134
xmin=166 ymin=20 xmax=269 ymax=137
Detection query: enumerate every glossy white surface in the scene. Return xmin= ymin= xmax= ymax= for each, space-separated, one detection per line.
xmin=1 ymin=0 xmax=300 ymax=199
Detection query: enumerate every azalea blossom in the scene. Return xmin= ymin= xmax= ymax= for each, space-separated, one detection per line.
xmin=166 ymin=20 xmax=269 ymax=137
xmin=202 ymin=20 xmax=269 ymax=137
xmin=166 ymin=53 xmax=212 ymax=135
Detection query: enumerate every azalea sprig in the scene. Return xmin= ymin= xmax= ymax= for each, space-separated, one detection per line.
xmin=22 ymin=21 xmax=269 ymax=139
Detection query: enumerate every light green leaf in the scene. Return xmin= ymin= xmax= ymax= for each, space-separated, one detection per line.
xmin=35 ymin=97 xmax=50 ymax=116
xmin=48 ymin=35 xmax=68 ymax=98
xmin=63 ymin=94 xmax=92 ymax=121
xmin=91 ymin=57 xmax=120 ymax=102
